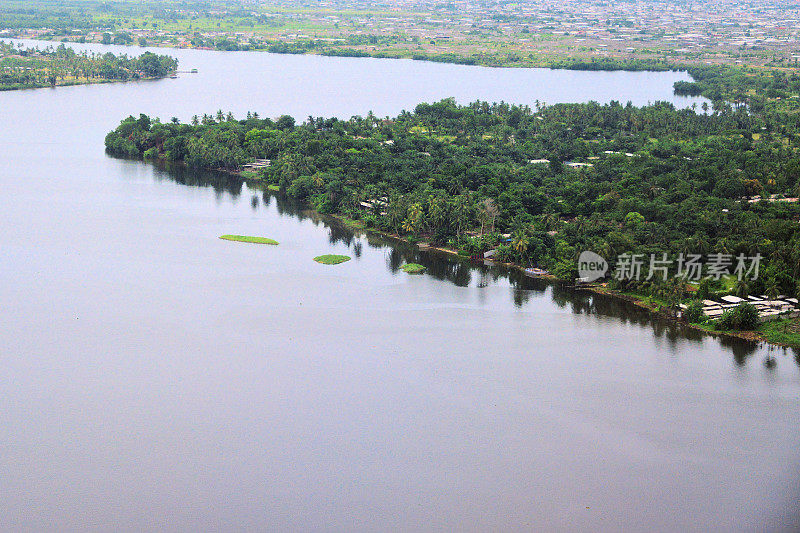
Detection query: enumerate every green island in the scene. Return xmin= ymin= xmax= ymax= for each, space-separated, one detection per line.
xmin=401 ymin=263 xmax=427 ymax=275
xmin=219 ymin=234 xmax=278 ymax=245
xmin=0 ymin=40 xmax=177 ymax=90
xmin=313 ymin=254 xmax=351 ymax=265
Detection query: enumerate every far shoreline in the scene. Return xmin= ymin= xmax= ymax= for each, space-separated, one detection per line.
xmin=8 ymin=36 xmax=701 ymax=76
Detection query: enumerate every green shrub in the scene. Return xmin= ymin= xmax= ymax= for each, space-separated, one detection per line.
xmin=683 ymin=300 xmax=704 ymax=323
xmin=287 ymin=175 xmax=317 ymax=199
xmin=696 ymin=278 xmax=711 ymax=300
xmin=493 ymin=244 xmax=513 ymax=263
xmin=363 ymin=214 xmax=377 ymax=228
xmin=310 ymin=194 xmax=333 ymax=213
xmin=716 ymin=302 xmax=759 ymax=331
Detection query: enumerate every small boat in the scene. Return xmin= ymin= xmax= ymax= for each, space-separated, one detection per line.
xmin=524 ymin=267 xmax=549 ymax=277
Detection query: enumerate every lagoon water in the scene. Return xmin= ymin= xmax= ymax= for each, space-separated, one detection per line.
xmin=0 ymin=41 xmax=798 ymax=531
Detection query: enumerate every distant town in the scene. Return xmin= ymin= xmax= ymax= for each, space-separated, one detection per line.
xmin=5 ymin=0 xmax=800 ymax=68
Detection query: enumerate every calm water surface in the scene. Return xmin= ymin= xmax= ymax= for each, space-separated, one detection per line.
xmin=0 ymin=41 xmax=798 ymax=532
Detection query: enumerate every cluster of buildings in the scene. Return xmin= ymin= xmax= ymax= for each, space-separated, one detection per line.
xmin=693 ymin=295 xmax=800 ymax=322
xmin=7 ymin=0 xmax=800 ymax=65
xmin=251 ymin=0 xmax=800 ymax=64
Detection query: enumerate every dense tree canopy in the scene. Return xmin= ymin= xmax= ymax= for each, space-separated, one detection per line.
xmin=0 ymin=41 xmax=177 ymax=89
xmin=106 ymin=98 xmax=800 ymax=297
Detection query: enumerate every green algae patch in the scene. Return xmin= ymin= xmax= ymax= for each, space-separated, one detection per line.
xmin=314 ymin=254 xmax=351 ymax=265
xmin=220 ymin=235 xmax=279 ymax=245
xmin=401 ymin=263 xmax=426 ymax=274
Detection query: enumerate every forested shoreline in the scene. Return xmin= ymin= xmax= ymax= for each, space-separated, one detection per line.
xmin=0 ymin=41 xmax=177 ymax=90
xmin=106 ymin=98 xmax=800 ymax=309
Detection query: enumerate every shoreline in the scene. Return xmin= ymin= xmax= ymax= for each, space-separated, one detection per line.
xmin=11 ymin=36 xmax=702 ymax=74
xmin=328 ymin=207 xmax=800 ymax=351
xmin=319 ymin=208 xmax=797 ymax=350
xmin=184 ymin=164 xmax=800 ymax=352
xmin=579 ymin=284 xmax=797 ymax=350
xmin=122 ymin=156 xmax=800 ymax=351
xmin=0 ymin=73 xmax=176 ymax=92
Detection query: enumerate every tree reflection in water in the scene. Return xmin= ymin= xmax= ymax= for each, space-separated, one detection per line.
xmin=149 ymin=162 xmax=796 ymax=366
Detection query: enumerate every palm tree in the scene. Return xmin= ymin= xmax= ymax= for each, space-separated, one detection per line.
xmin=664 ymin=277 xmax=685 ymax=310
xmin=542 ymin=213 xmax=560 ymax=231
xmin=447 ymin=177 xmax=464 ymax=196
xmin=405 ymin=202 xmax=423 ymax=234
xmin=452 ymin=193 xmax=471 ymax=237
xmin=427 ymin=196 xmax=447 ymax=233
xmin=511 ymin=230 xmax=529 ymax=263
xmin=386 ymin=198 xmax=406 ymax=235
xmin=477 ymin=203 xmax=489 ymax=236
xmin=733 ymin=279 xmax=750 ymax=298
xmin=598 ymin=241 xmax=616 ymax=263
xmin=766 ymin=278 xmax=780 ymax=300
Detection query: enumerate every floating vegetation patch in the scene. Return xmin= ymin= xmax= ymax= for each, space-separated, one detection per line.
xmin=220 ymin=234 xmax=278 ymax=245
xmin=401 ymin=263 xmax=426 ymax=274
xmin=313 ymin=254 xmax=351 ymax=265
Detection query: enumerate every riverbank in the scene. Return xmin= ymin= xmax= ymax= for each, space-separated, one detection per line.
xmin=138 ymin=161 xmax=800 ymax=352
xmin=0 ymin=73 xmax=176 ymax=91
xmin=104 ymin=99 xmax=800 ymax=353
xmin=0 ymin=41 xmax=179 ymax=91
xmin=297 ymin=201 xmax=796 ymax=350
xmin=321 ymin=207 xmax=800 ymax=349
xmin=582 ymin=284 xmax=800 ymax=349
